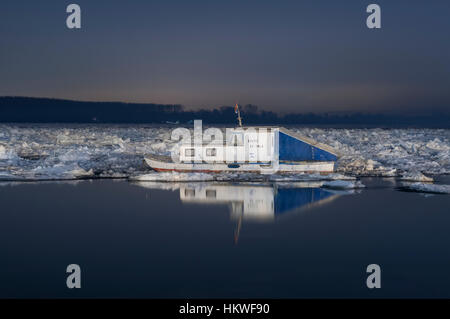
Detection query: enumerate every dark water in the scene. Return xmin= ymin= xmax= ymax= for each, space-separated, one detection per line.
xmin=0 ymin=178 xmax=449 ymax=298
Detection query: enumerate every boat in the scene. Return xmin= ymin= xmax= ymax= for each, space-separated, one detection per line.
xmin=144 ymin=104 xmax=339 ymax=174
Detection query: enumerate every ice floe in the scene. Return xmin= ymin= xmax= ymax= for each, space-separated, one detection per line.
xmin=403 ymin=183 xmax=450 ymax=194
xmin=321 ymin=180 xmax=366 ymax=189
xmin=130 ymin=172 xmax=357 ymax=183
xmin=0 ymin=124 xmax=449 ymax=181
xmin=268 ymin=173 xmax=355 ymax=182
xmin=30 ymin=163 xmax=94 ymax=180
xmin=0 ymin=145 xmax=8 ymax=159
xmin=399 ymin=171 xmax=433 ymax=182
xmin=0 ymin=144 xmax=16 ymax=160
xmin=293 ymin=128 xmax=450 ymax=176
xmin=130 ymin=172 xmax=215 ymax=182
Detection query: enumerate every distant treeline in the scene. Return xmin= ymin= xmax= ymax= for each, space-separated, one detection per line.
xmin=0 ymin=97 xmax=449 ymax=128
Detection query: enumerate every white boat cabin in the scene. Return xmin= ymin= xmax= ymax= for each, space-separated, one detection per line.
xmin=179 ymin=127 xmax=275 ymax=163
xmin=178 ymin=127 xmax=338 ymax=164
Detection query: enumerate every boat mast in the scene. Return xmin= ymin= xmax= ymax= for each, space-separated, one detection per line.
xmin=235 ymin=103 xmax=243 ymax=127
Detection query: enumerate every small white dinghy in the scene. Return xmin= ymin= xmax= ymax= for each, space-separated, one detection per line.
xmin=145 ymin=104 xmax=339 ymax=174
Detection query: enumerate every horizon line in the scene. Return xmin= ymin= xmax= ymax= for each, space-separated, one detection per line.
xmin=1 ymin=95 xmax=449 ymax=116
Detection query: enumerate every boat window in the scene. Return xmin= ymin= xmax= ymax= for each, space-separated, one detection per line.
xmin=184 ymin=189 xmax=195 ymax=197
xmin=206 ymin=190 xmax=216 ymax=198
xmin=185 ymin=148 xmax=195 ymax=157
xmin=206 ymin=148 xmax=217 ymax=156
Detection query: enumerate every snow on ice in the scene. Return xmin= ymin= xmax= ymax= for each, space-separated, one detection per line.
xmin=403 ymin=183 xmax=450 ymax=194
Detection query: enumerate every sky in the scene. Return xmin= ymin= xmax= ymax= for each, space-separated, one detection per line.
xmin=1 ymin=0 xmax=449 ymax=114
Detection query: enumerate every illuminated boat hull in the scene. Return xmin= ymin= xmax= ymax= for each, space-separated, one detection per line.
xmin=144 ymin=154 xmax=335 ymax=174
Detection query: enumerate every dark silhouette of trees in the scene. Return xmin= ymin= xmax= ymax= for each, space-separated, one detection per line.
xmin=0 ymin=97 xmax=448 ymax=128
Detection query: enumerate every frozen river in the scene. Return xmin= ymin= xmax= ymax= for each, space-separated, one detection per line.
xmin=0 ymin=124 xmax=449 ymax=181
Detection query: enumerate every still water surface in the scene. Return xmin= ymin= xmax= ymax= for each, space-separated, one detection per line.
xmin=0 ymin=178 xmax=449 ymax=298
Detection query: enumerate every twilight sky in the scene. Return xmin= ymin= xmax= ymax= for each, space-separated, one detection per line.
xmin=1 ymin=0 xmax=449 ymax=114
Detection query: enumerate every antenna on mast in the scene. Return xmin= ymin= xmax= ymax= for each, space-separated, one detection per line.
xmin=234 ymin=102 xmax=243 ymax=127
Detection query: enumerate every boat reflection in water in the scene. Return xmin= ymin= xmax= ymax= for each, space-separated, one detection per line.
xmin=134 ymin=181 xmax=355 ymax=243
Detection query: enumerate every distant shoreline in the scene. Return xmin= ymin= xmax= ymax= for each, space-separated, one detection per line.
xmin=1 ymin=97 xmax=449 ymax=128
